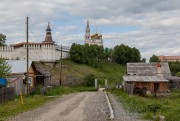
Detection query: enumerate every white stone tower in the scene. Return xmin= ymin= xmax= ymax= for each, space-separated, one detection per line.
xmin=84 ymin=20 xmax=103 ymax=46
xmin=85 ymin=20 xmax=91 ymax=44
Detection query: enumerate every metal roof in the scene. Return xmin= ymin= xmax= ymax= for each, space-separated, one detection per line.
xmin=56 ymin=45 xmax=70 ymax=52
xmin=164 ymin=76 xmax=180 ymax=81
xmin=7 ymin=60 xmax=32 ymax=73
xmin=123 ymin=76 xmax=169 ymax=82
xmin=127 ymin=62 xmax=171 ymax=76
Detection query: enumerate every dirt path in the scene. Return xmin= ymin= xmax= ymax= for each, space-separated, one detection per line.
xmin=8 ymin=92 xmax=96 ymax=121
xmin=7 ymin=91 xmax=145 ymax=121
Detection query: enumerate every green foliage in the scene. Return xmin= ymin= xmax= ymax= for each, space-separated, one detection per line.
xmin=112 ymin=44 xmax=141 ymax=64
xmin=147 ymin=104 xmax=161 ymax=113
xmin=62 ymin=60 xmax=126 ymax=87
xmin=84 ymin=74 xmax=96 ymax=86
xmin=141 ymin=58 xmax=146 ymax=63
xmin=0 ymin=57 xmax=11 ymax=78
xmin=70 ymin=43 xmax=142 ymax=65
xmin=111 ymin=89 xmax=180 ymax=121
xmin=176 ymin=72 xmax=180 ymax=77
xmin=44 ymin=86 xmax=96 ymax=96
xmin=149 ymin=54 xmax=159 ymax=62
xmin=104 ymin=47 xmax=112 ymax=61
xmin=0 ymin=33 xmax=6 ymax=46
xmin=70 ymin=43 xmax=104 ymax=67
xmin=168 ymin=61 xmax=180 ymax=75
xmin=0 ymin=95 xmax=51 ymax=120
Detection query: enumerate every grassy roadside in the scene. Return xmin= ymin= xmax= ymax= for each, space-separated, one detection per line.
xmin=0 ymin=86 xmax=96 ymax=121
xmin=110 ymin=89 xmax=180 ymax=121
xmin=62 ymin=60 xmax=126 ymax=87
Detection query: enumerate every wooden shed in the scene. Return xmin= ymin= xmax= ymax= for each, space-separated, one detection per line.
xmin=123 ymin=62 xmax=171 ymax=95
xmin=31 ymin=62 xmax=52 ymax=87
xmin=123 ymin=76 xmax=169 ymax=94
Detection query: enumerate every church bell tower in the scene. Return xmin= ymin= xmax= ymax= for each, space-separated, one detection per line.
xmin=85 ymin=20 xmax=91 ymax=44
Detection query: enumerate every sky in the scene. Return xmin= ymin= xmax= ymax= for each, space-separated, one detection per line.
xmin=0 ymin=0 xmax=180 ymax=60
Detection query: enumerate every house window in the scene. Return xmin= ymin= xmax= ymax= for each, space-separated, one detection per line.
xmin=28 ymin=77 xmax=33 ymax=86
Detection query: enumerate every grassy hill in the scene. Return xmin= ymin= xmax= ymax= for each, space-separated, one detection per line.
xmin=60 ymin=60 xmax=126 ymax=87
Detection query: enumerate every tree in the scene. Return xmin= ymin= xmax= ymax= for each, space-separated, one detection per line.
xmin=0 ymin=33 xmax=6 ymax=46
xmin=104 ymin=48 xmax=113 ymax=61
xmin=70 ymin=43 xmax=104 ymax=67
xmin=149 ymin=55 xmax=159 ymax=62
xmin=141 ymin=58 xmax=146 ymax=63
xmin=168 ymin=61 xmax=180 ymax=75
xmin=112 ymin=44 xmax=141 ymax=64
xmin=0 ymin=57 xmax=11 ymax=78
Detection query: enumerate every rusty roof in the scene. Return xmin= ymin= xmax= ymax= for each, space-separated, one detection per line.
xmin=158 ymin=56 xmax=180 ymax=60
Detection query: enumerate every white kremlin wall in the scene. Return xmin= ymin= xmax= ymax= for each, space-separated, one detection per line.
xmin=0 ymin=43 xmax=70 ymax=61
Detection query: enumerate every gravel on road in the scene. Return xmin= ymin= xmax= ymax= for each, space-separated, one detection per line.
xmin=84 ymin=90 xmax=109 ymax=121
xmin=6 ymin=90 xmax=147 ymax=121
xmin=7 ymin=91 xmax=110 ymax=121
xmin=108 ymin=93 xmax=147 ymax=121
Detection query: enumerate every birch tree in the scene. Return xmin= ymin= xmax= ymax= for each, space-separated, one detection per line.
xmin=0 ymin=57 xmax=11 ymax=78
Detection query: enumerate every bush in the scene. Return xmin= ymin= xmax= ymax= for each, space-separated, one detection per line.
xmin=84 ymin=74 xmax=96 ymax=86
xmin=147 ymin=104 xmax=161 ymax=114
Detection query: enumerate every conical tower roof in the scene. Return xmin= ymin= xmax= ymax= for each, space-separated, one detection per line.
xmin=42 ymin=22 xmax=55 ymax=43
xmin=85 ymin=20 xmax=90 ymax=33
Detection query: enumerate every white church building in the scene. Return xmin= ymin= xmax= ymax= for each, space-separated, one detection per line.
xmin=0 ymin=23 xmax=70 ymax=61
xmin=84 ymin=21 xmax=103 ymax=46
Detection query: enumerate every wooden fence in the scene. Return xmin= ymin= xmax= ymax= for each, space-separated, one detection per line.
xmin=0 ymin=87 xmax=15 ymax=103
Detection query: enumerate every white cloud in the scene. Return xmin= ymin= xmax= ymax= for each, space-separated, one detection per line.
xmin=0 ymin=0 xmax=180 ymax=61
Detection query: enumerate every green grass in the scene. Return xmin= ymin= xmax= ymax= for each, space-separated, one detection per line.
xmin=61 ymin=60 xmax=126 ymax=87
xmin=110 ymin=89 xmax=180 ymax=121
xmin=45 ymin=86 xmax=97 ymax=96
xmin=0 ymin=86 xmax=96 ymax=121
xmin=0 ymin=60 xmax=124 ymax=120
xmin=0 ymin=95 xmax=51 ymax=121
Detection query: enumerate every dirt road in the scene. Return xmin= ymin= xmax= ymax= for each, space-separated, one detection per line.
xmin=8 ymin=91 xmax=109 ymax=121
xmin=8 ymin=90 xmax=145 ymax=121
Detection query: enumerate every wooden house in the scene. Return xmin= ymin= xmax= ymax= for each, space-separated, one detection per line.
xmin=123 ymin=62 xmax=171 ymax=95
xmin=31 ymin=62 xmax=52 ymax=87
xmin=7 ymin=60 xmax=33 ymax=95
xmin=123 ymin=76 xmax=169 ymax=94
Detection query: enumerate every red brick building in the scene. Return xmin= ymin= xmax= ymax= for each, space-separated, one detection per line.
xmin=158 ymin=56 xmax=180 ymax=62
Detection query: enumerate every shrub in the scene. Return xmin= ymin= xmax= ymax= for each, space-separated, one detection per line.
xmin=147 ymin=104 xmax=161 ymax=114
xmin=84 ymin=74 xmax=96 ymax=86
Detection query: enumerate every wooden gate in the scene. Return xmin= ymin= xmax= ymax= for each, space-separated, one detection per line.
xmin=0 ymin=87 xmax=15 ymax=103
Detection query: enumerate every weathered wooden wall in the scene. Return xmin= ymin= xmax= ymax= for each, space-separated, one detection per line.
xmin=134 ymin=82 xmax=168 ymax=93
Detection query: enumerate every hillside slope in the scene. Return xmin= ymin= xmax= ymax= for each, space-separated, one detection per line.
xmin=58 ymin=60 xmax=125 ymax=86
xmin=51 ymin=60 xmax=126 ymax=87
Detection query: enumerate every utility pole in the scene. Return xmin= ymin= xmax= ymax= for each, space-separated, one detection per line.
xmin=59 ymin=44 xmax=62 ymax=86
xmin=26 ymin=16 xmax=29 ymax=97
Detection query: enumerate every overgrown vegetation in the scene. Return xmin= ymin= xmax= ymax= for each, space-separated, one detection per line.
xmin=0 ymin=95 xmax=51 ymax=121
xmin=62 ymin=60 xmax=126 ymax=87
xmin=84 ymin=74 xmax=96 ymax=86
xmin=111 ymin=89 xmax=180 ymax=121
